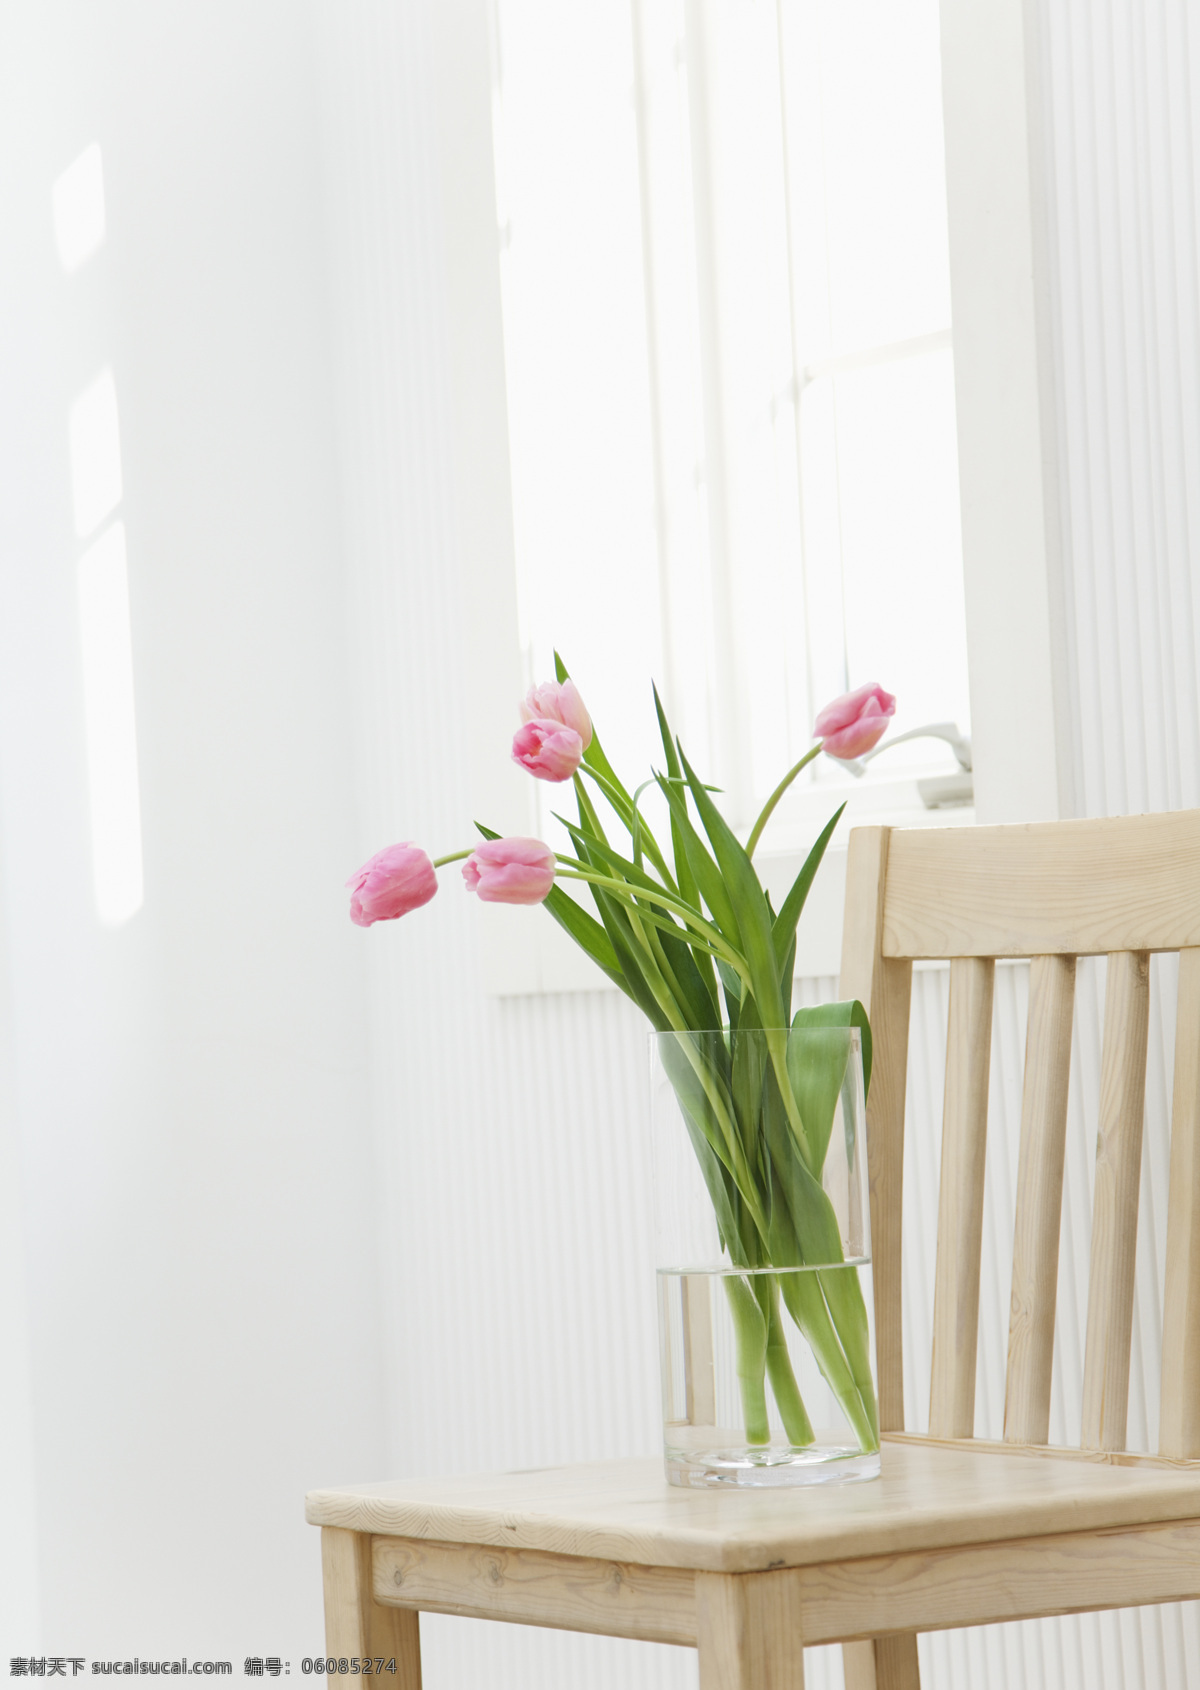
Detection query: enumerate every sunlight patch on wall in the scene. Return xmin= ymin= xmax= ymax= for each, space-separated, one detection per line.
xmin=77 ymin=522 xmax=144 ymax=925
xmin=69 ymin=367 xmax=123 ymax=539
xmin=52 ymin=142 xmax=106 ymax=274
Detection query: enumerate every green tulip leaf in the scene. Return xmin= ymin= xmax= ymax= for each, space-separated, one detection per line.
xmin=784 ymin=1024 xmax=853 ymax=1179
xmin=677 ymin=743 xmax=786 ymax=1032
xmin=555 ymin=650 xmax=633 ymax=810
xmin=654 ymin=771 xmax=744 ymax=946
xmin=541 ymin=888 xmax=625 ymax=987
xmin=653 ymin=685 xmax=700 ymax=909
xmin=656 ymin=1033 xmax=760 ymax=1267
xmin=771 ymin=804 xmax=846 ymax=971
xmin=760 ymin=1065 xmax=845 ymax=1267
xmin=791 ymin=998 xmax=873 ymax=1098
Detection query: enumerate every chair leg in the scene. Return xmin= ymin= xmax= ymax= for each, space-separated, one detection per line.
xmin=696 ymin=1570 xmax=807 ymax=1689
xmin=842 ymin=1635 xmax=921 ymax=1690
xmin=320 ymin=1526 xmax=422 ymax=1686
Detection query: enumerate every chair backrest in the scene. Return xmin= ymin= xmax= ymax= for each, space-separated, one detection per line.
xmin=838 ymin=813 xmax=1200 ymax=1458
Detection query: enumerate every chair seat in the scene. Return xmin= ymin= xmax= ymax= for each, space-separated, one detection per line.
xmin=306 ymin=1438 xmax=1200 ymax=1575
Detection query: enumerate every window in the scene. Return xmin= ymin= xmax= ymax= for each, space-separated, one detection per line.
xmin=491 ymin=0 xmax=972 ymax=853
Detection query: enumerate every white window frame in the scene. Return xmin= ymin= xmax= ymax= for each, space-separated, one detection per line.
xmin=428 ymin=0 xmax=1072 ymax=994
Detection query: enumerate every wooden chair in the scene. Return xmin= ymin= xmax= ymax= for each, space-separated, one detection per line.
xmin=308 ymin=812 xmax=1200 ymax=1688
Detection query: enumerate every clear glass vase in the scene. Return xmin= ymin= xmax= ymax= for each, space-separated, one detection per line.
xmin=651 ymin=1026 xmax=880 ymax=1488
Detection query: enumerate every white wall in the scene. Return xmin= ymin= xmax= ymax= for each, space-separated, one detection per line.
xmin=0 ymin=0 xmax=385 ymax=1662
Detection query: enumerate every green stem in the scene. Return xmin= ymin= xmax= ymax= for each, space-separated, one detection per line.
xmin=818 ymin=1265 xmax=880 ymax=1446
xmin=432 ymin=849 xmax=472 ymax=868
xmin=744 ymin=743 xmax=822 ymax=859
xmin=613 ymin=911 xmax=765 ymax=1222
xmin=764 ymin=1028 xmax=816 ymax=1170
xmin=674 ymin=1043 xmax=769 ymax=1240
xmin=610 ymin=916 xmax=773 ymax=1236
xmin=561 ymin=883 xmax=725 ymax=964
xmin=777 ymin=1267 xmax=878 ymax=1452
xmin=723 ymin=1274 xmax=770 ymax=1444
xmin=554 ymin=864 xmax=747 ymax=977
xmin=755 ymin=1275 xmax=814 ymax=1447
xmin=756 ymin=1039 xmax=877 ymax=1446
xmin=615 ymin=900 xmax=693 ymax=1035
xmin=577 ymin=764 xmax=679 ymax=893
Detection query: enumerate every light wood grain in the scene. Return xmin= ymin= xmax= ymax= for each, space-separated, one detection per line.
xmin=786 ymin=1514 xmax=1200 ymax=1644
xmin=306 ymin=1443 xmax=1200 ymax=1572
xmin=929 ymin=956 xmax=995 ymax=1438
xmin=839 ymin=826 xmax=914 ymax=1433
xmin=841 ymin=1640 xmax=878 ymax=1690
xmin=882 ymin=809 xmax=1200 ymax=959
xmin=321 ymin=1527 xmax=421 ymax=1684
xmin=841 ymin=1635 xmax=920 ymax=1690
xmin=695 ymin=1571 xmax=806 ymax=1690
xmin=1161 ymin=946 xmax=1200 ymax=1458
xmin=875 ymin=1635 xmax=921 ymax=1690
xmin=371 ymin=1536 xmax=696 ymax=1645
xmin=884 ymin=1429 xmax=1200 ymax=1471
xmin=1004 ymin=953 xmax=1076 ymax=1444
xmin=1081 ymin=951 xmax=1150 ymax=1450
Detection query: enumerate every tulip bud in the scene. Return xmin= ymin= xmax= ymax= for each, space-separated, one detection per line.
xmin=462 ymin=837 xmax=556 ymax=905
xmin=346 ymin=843 xmax=438 ymax=926
xmin=814 ymin=682 xmax=896 ymax=760
xmin=512 ymin=718 xmax=585 ymax=782
xmin=519 ymin=679 xmax=592 ymax=747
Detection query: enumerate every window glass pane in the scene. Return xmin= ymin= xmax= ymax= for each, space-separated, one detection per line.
xmin=832 ymin=350 xmax=970 ymax=749
xmin=711 ymin=0 xmax=967 ymax=802
xmin=494 ymin=0 xmax=971 ymax=833
xmin=492 ymin=1 xmax=663 ymax=797
xmin=779 ymin=0 xmax=953 ymax=355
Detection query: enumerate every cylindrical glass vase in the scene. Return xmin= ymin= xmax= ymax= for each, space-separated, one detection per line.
xmin=651 ymin=1025 xmax=880 ymax=1488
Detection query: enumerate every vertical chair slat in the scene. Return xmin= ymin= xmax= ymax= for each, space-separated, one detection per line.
xmin=1161 ymin=946 xmax=1200 ymax=1457
xmin=929 ymin=956 xmax=995 ymax=1438
xmin=842 ymin=1635 xmax=921 ymax=1690
xmin=1081 ymin=951 xmax=1151 ymax=1450
xmin=840 ymin=826 xmax=914 ymax=1433
xmin=1004 ymin=953 xmax=1076 ymax=1444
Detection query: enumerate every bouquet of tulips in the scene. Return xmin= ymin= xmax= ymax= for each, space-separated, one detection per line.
xmin=349 ymin=661 xmax=895 ymax=1453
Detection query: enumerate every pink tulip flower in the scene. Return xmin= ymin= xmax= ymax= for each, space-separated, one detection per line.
xmin=463 ymin=837 xmax=556 ymax=905
xmin=814 ymin=682 xmax=897 ymax=760
xmin=512 ymin=717 xmax=585 ymax=782
xmin=519 ymin=679 xmax=592 ymax=747
xmin=346 ymin=842 xmax=438 ymax=927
